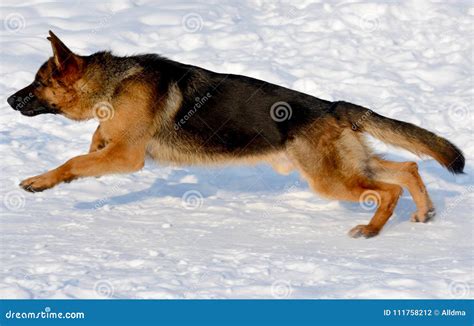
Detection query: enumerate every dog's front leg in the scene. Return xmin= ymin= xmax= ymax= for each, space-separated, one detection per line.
xmin=20 ymin=143 xmax=145 ymax=192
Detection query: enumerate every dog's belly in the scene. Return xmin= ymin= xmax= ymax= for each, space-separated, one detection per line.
xmin=145 ymin=136 xmax=286 ymax=167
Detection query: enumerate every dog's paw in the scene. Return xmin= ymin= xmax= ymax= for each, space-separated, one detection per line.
xmin=20 ymin=173 xmax=57 ymax=193
xmin=411 ymin=207 xmax=436 ymax=223
xmin=348 ymin=224 xmax=380 ymax=238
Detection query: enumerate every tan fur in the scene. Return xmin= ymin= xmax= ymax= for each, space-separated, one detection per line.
xmin=283 ymin=116 xmax=431 ymax=237
xmin=371 ymin=159 xmax=434 ymax=222
xmin=20 ymin=80 xmax=154 ymax=191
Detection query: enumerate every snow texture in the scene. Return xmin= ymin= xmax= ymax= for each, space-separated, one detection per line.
xmin=0 ymin=0 xmax=472 ymax=299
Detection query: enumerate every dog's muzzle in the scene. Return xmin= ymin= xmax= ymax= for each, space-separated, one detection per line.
xmin=7 ymin=84 xmax=58 ymax=117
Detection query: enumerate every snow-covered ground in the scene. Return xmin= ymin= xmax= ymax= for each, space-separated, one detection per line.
xmin=0 ymin=0 xmax=472 ymax=299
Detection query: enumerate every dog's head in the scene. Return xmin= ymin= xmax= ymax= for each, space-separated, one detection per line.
xmin=7 ymin=31 xmax=93 ymax=120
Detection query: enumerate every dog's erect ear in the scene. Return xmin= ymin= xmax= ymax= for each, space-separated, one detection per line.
xmin=47 ymin=30 xmax=83 ymax=76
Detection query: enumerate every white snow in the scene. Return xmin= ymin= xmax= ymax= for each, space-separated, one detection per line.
xmin=0 ymin=0 xmax=472 ymax=299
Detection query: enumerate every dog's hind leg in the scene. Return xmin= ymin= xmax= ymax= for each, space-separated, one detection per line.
xmin=344 ymin=181 xmax=402 ymax=238
xmin=287 ymin=120 xmax=402 ymax=238
xmin=370 ymin=158 xmax=435 ymax=222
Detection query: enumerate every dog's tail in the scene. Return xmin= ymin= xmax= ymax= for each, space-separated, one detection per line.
xmin=331 ymin=101 xmax=465 ymax=174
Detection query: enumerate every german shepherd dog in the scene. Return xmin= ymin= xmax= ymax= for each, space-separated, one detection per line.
xmin=8 ymin=31 xmax=465 ymax=238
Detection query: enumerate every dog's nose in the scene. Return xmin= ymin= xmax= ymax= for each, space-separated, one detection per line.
xmin=7 ymin=95 xmax=17 ymax=109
